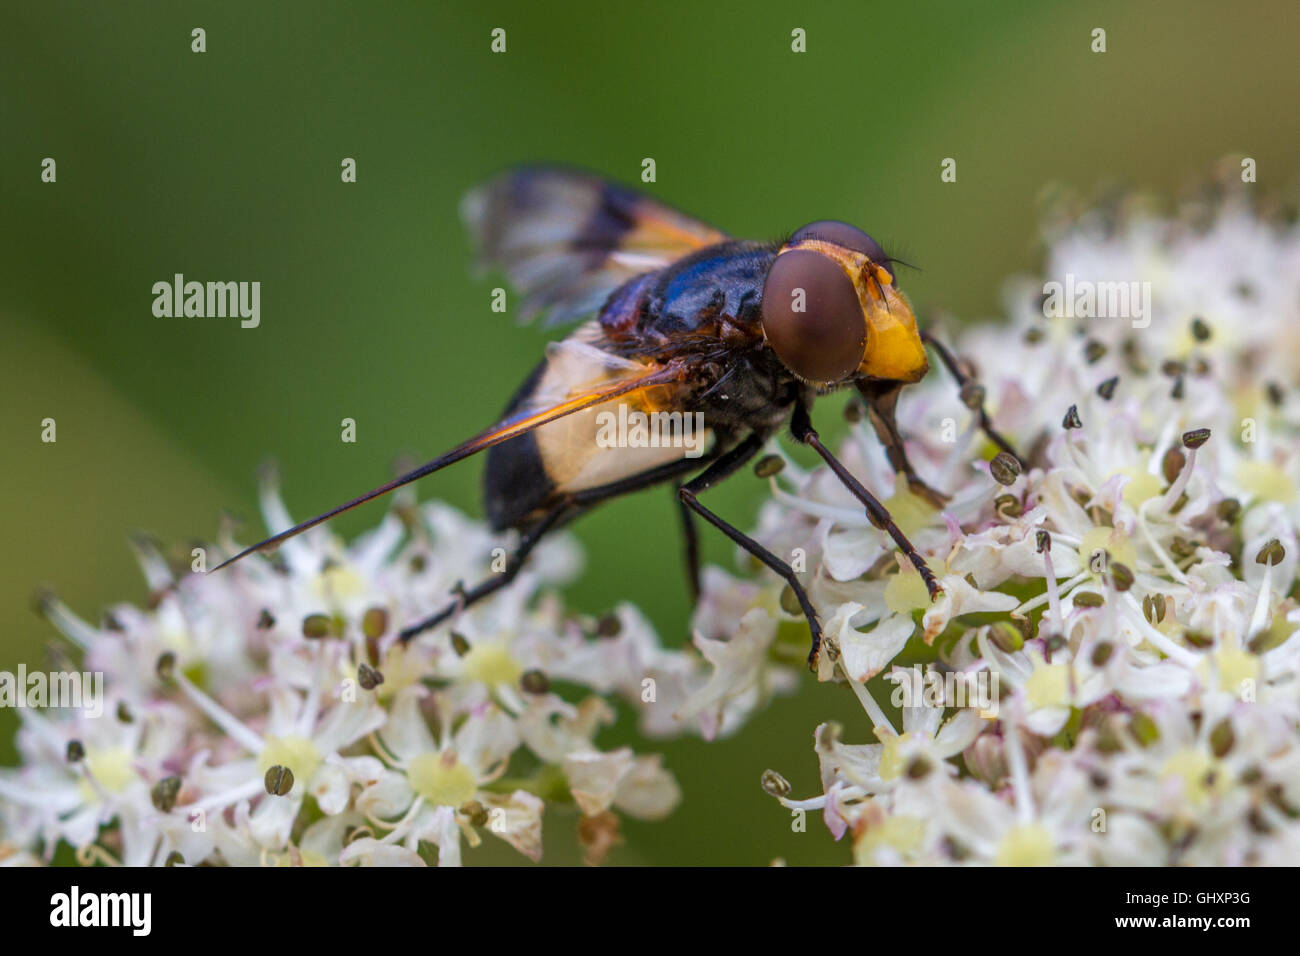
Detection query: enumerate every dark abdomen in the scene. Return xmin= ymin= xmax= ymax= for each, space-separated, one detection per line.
xmin=483 ymin=361 xmax=556 ymax=531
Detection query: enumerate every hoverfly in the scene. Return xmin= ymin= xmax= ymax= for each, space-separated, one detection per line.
xmin=215 ymin=167 xmax=1020 ymax=667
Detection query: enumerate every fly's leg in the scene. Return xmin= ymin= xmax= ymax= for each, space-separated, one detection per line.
xmin=790 ymin=401 xmax=942 ymax=601
xmin=921 ymin=330 xmax=1026 ymax=468
xmin=399 ymin=454 xmax=715 ymax=645
xmin=397 ymin=501 xmax=573 ymax=643
xmin=677 ymin=433 xmax=825 ymax=669
xmin=855 ymin=380 xmax=949 ymax=509
xmin=676 ymin=483 xmax=702 ymax=603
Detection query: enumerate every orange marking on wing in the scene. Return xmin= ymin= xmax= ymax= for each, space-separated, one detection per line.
xmin=211 ymin=360 xmax=689 ymax=572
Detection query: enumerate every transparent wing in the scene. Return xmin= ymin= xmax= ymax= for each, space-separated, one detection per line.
xmin=462 ymin=166 xmax=727 ymax=325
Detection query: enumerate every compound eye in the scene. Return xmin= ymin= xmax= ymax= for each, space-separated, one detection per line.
xmin=761 ymin=249 xmax=866 ymax=385
xmin=791 ymin=220 xmax=888 ymax=265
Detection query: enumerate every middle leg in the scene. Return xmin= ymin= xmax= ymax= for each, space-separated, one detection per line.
xmin=676 ymin=484 xmax=702 ymax=603
xmin=677 ymin=433 xmax=826 ymax=668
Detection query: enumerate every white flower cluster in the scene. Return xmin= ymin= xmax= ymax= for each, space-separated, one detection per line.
xmin=757 ymin=183 xmax=1300 ymax=864
xmin=0 ymin=481 xmax=795 ymax=866
xmin=5 ymin=177 xmax=1298 ymax=868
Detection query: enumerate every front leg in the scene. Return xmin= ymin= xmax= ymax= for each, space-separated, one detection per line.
xmin=855 ymin=379 xmax=949 ymax=510
xmin=790 ymin=401 xmax=942 ymax=601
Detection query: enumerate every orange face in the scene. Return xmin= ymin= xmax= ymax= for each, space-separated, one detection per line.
xmin=759 ymin=221 xmax=928 ymax=387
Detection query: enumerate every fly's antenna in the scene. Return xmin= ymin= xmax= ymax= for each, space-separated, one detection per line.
xmin=869 ymin=269 xmax=892 ymax=314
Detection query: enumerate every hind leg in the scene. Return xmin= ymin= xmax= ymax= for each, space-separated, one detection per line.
xmin=397 ymin=501 xmax=574 ymax=643
xmin=398 ymin=455 xmax=715 ymax=644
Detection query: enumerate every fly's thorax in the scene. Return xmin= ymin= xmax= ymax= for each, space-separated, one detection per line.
xmin=641 ymin=241 xmax=776 ymax=337
xmin=687 ymin=349 xmax=799 ymax=433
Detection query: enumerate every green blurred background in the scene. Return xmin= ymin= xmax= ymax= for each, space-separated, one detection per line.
xmin=2 ymin=0 xmax=1297 ymax=865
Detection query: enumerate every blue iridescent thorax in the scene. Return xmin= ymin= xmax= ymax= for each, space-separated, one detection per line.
xmin=627 ymin=240 xmax=778 ymax=336
xmin=653 ymin=240 xmax=776 ymax=333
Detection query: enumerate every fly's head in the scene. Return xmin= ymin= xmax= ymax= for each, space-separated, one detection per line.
xmin=759 ymin=220 xmax=927 ymax=389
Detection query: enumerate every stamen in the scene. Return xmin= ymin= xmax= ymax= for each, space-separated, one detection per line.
xmin=1158 ymin=430 xmax=1209 ymax=513
xmin=169 ymin=670 xmax=265 ymax=753
xmin=1136 ymin=496 xmax=1191 ymax=585
xmin=839 ymin=657 xmax=896 ymax=735
xmin=1247 ymin=555 xmax=1275 ymax=639
xmin=1040 ymin=534 xmax=1066 ymax=635
xmin=1003 ymin=712 xmax=1035 ymax=824
xmin=31 ymin=590 xmax=96 ymax=650
xmin=375 ymin=795 xmax=426 ymax=845
xmin=190 ymin=777 xmax=265 ymax=813
xmin=128 ymin=533 xmax=175 ymax=591
xmin=768 ymin=482 xmax=872 ymax=527
xmin=1119 ymin=594 xmax=1199 ymax=667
